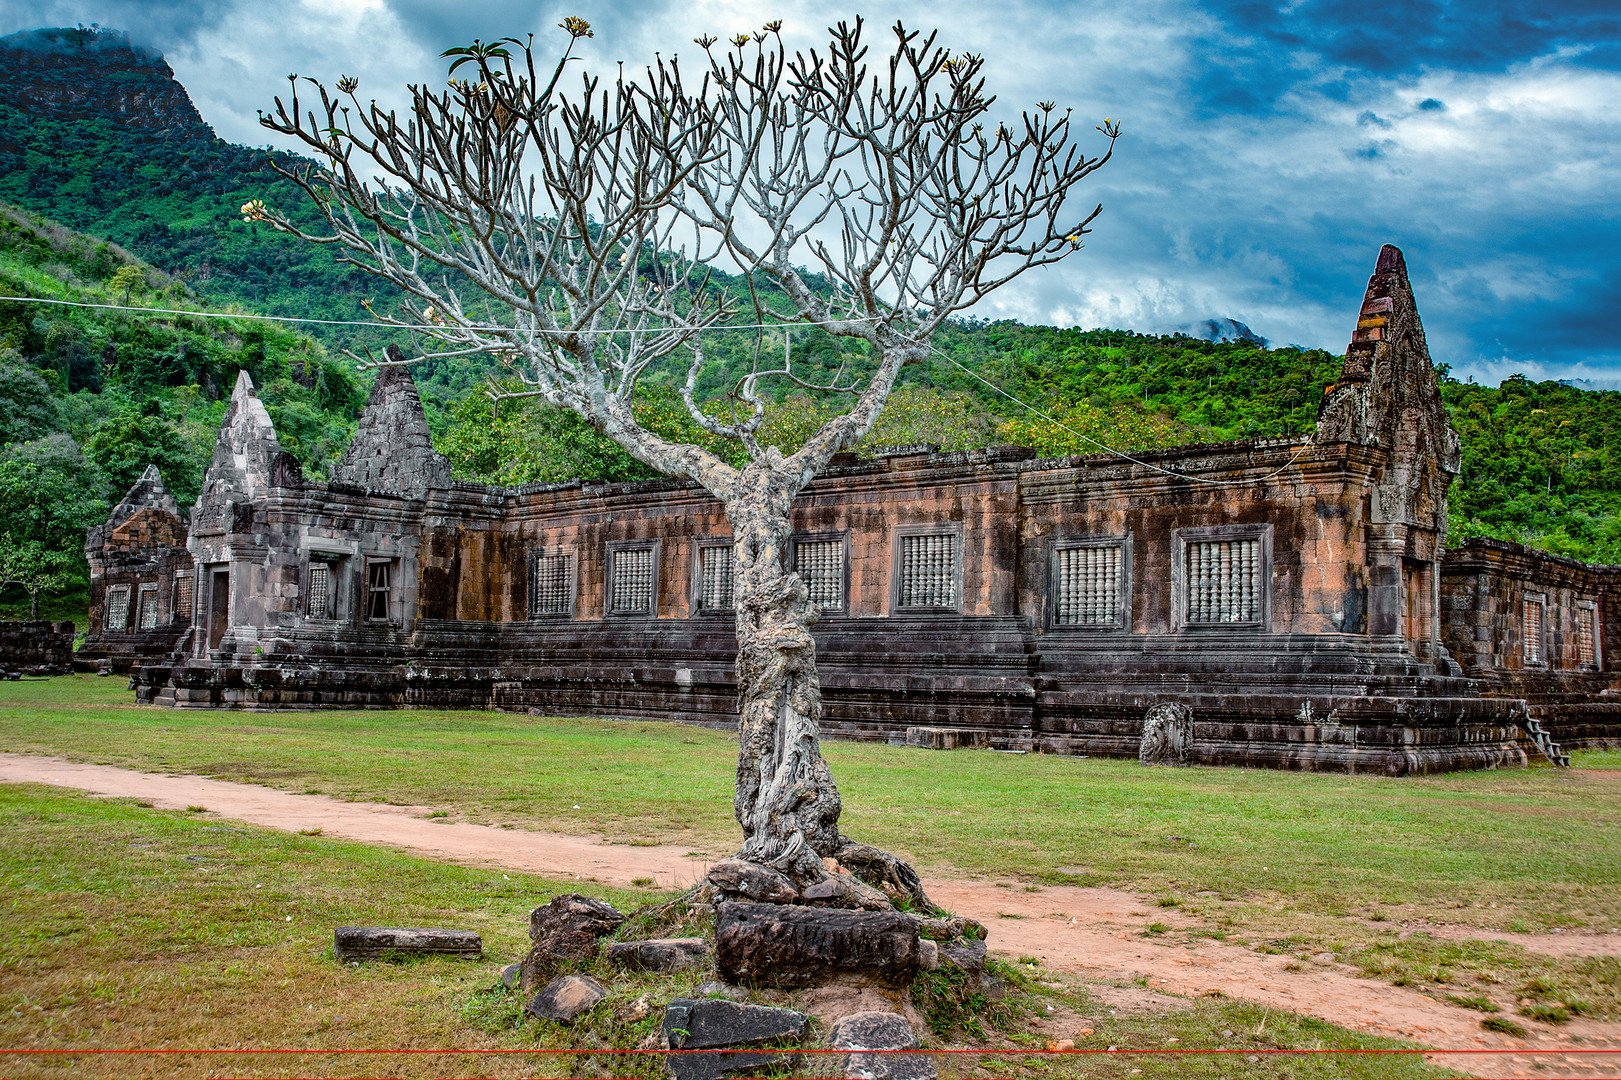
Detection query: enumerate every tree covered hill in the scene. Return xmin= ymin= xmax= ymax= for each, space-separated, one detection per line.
xmin=0 ymin=27 xmax=392 ymax=337
xmin=2 ymin=22 xmax=1620 ymax=603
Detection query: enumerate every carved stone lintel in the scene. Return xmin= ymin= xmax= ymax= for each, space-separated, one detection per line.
xmin=1139 ymin=701 xmax=1194 ymax=767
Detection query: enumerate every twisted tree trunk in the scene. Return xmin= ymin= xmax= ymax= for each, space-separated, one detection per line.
xmin=726 ymin=471 xmax=843 ymax=889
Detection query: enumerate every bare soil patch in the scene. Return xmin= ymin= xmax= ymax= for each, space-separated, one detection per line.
xmin=5 ymin=752 xmax=1620 ymax=1079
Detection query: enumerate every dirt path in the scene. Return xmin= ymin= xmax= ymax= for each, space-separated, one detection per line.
xmin=5 ymin=753 xmax=1619 ymax=1079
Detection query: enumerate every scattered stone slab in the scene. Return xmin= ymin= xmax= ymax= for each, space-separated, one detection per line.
xmin=524 ymin=973 xmax=607 ymax=1023
xmin=500 ymin=962 xmax=522 ymax=991
xmin=918 ymin=916 xmax=987 ymax=942
xmin=939 ymin=938 xmax=987 ymax=979
xmin=904 ymin=726 xmax=989 ymax=750
xmin=829 ymin=1011 xmax=935 ymax=1080
xmin=332 ymin=926 xmax=481 ymax=962
xmin=662 ymin=998 xmax=808 ymax=1080
xmin=715 ymin=902 xmax=920 ymax=989
xmin=607 ymin=937 xmax=711 ymax=972
xmin=521 ymin=894 xmax=625 ymax=989
xmin=917 ymin=939 xmax=938 ymax=970
xmin=801 ymin=875 xmax=892 ymax=910
xmin=706 ymin=857 xmax=799 ymax=903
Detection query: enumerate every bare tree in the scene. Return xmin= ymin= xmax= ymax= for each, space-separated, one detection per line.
xmin=254 ymin=16 xmax=1116 ymax=906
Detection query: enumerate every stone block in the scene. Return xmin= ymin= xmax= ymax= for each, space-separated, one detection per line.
xmin=524 ymin=973 xmax=606 ymax=1022
xmin=333 ymin=926 xmax=481 ymax=962
xmin=521 ymin=894 xmax=625 ymax=989
xmin=607 ymin=937 xmax=711 ymax=972
xmin=714 ymin=902 xmax=920 ymax=989
xmin=662 ymin=998 xmax=808 ymax=1080
xmin=829 ymin=1011 xmax=935 ymax=1080
xmin=904 ymin=726 xmax=990 ymax=750
xmin=707 ymin=857 xmax=799 ymax=903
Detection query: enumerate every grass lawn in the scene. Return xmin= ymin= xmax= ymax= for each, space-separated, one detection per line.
xmin=0 ymin=784 xmax=1457 ymax=1079
xmin=2 ymin=674 xmax=1618 ymax=1033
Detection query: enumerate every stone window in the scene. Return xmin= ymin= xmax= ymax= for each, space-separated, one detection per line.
xmin=531 ymin=550 xmax=576 ymax=617
xmin=366 ymin=560 xmax=394 ymax=623
xmin=307 ymin=564 xmax=332 ymax=619
xmin=136 ymin=584 xmax=160 ymax=630
xmin=894 ymin=528 xmax=960 ymax=612
xmin=1523 ymin=593 xmax=1546 ymax=665
xmin=1577 ymin=601 xmax=1600 ymax=669
xmin=1173 ymin=525 xmax=1272 ymax=629
xmin=793 ymin=535 xmax=847 ymax=613
xmin=105 ymin=586 xmax=131 ymax=632
xmin=1050 ymin=537 xmax=1129 ymax=629
xmin=173 ymin=572 xmax=194 ymax=623
xmin=696 ymin=543 xmax=735 ymax=613
xmin=607 ymin=542 xmax=659 ymax=616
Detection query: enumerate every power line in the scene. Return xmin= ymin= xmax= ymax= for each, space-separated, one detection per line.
xmin=0 ymin=294 xmax=878 ymax=334
xmin=2 ymin=292 xmax=1314 ymax=485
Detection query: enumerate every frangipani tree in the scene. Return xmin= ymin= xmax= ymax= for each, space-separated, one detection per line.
xmin=254 ymin=17 xmax=1116 ymax=904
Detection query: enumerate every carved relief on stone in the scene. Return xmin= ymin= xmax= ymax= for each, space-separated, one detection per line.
xmin=1139 ymin=701 xmax=1194 ymax=766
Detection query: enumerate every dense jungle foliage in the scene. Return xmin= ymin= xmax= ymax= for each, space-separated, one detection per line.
xmin=4 ymin=25 xmax=1620 ymax=626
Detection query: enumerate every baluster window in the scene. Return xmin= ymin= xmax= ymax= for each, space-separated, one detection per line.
xmin=1523 ymin=594 xmax=1546 ymax=664
xmin=531 ymin=552 xmax=575 ymax=617
xmin=136 ymin=584 xmax=160 ymax=629
xmin=897 ymin=531 xmax=959 ymax=610
xmin=696 ymin=544 xmax=735 ymax=612
xmin=1053 ymin=540 xmax=1127 ymax=628
xmin=609 ymin=544 xmax=658 ymax=615
xmin=173 ymin=572 xmax=194 ymax=622
xmin=794 ymin=538 xmax=845 ymax=612
xmin=1577 ymin=603 xmax=1599 ymax=669
xmin=106 ymin=586 xmax=130 ymax=632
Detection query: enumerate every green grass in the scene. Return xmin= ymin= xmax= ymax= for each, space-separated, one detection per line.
xmin=3 ymin=674 xmax=1620 ymax=1032
xmin=0 ymin=785 xmax=1455 ymax=1080
xmin=4 ymin=676 xmax=1618 ymax=932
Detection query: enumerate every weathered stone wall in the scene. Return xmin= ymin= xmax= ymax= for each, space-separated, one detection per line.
xmin=0 ymin=621 xmax=75 ymax=676
xmin=109 ymin=244 xmax=1601 ymax=772
xmin=1440 ymin=537 xmax=1621 ymax=747
xmin=81 ymin=464 xmax=194 ymax=673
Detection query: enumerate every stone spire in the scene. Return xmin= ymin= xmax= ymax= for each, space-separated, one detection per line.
xmin=107 ymin=463 xmax=182 ymax=524
xmin=197 ymin=369 xmax=283 ymax=503
xmin=1316 ymin=244 xmax=1461 ymax=529
xmin=330 ymin=346 xmax=452 ymax=496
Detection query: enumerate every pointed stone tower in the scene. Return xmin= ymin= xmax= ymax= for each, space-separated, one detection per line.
xmin=197 ymin=370 xmax=285 ymax=506
xmin=1317 ymin=245 xmax=1462 ymax=655
xmin=329 ymin=346 xmax=451 ymax=496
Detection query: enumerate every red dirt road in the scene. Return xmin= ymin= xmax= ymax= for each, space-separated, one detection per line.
xmin=4 ymin=752 xmax=1619 ymax=1078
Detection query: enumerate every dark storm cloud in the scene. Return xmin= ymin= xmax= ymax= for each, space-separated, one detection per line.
xmin=0 ymin=0 xmax=1614 ymax=378
xmin=0 ymin=0 xmax=242 ymax=47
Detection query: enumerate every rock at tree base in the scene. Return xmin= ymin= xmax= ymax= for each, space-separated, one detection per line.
xmin=829 ymin=1012 xmax=935 ymax=1080
xmin=524 ymin=974 xmax=607 ymax=1022
xmin=500 ymin=962 xmax=522 ymax=990
xmin=332 ymin=926 xmax=481 ymax=962
xmin=606 ymin=937 xmax=711 ymax=972
xmin=715 ymin=902 xmax=920 ymax=989
xmin=662 ymin=998 xmax=808 ymax=1080
xmin=521 ymin=894 xmax=624 ymax=989
xmin=939 ymin=938 xmax=987 ymax=979
xmin=706 ymin=858 xmax=798 ymax=903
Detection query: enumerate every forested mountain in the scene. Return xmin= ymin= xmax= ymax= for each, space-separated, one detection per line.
xmin=2 ymin=24 xmax=1619 ymax=628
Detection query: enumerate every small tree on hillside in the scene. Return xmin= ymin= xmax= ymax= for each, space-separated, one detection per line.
xmin=0 ymin=535 xmax=73 ymax=619
xmin=255 ymin=17 xmax=1116 ymax=903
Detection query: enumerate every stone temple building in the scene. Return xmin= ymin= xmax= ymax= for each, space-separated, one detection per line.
xmin=81 ymin=246 xmax=1621 ymax=773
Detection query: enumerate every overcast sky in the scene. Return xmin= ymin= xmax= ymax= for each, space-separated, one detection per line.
xmin=2 ymin=0 xmax=1618 ymax=384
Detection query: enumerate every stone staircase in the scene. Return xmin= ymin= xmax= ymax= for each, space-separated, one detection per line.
xmin=1518 ymin=713 xmax=1572 ymax=768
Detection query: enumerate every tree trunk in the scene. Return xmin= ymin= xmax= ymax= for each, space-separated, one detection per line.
xmin=725 ymin=474 xmax=842 ymax=888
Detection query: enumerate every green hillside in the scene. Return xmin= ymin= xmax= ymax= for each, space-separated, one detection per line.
xmin=0 ymin=200 xmax=365 ymax=620
xmin=2 ymin=21 xmax=1619 ymax=620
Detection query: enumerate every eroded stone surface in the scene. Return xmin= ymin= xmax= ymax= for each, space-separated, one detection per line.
xmin=524 ymin=973 xmax=606 ymax=1022
xmin=606 ymin=937 xmax=711 ymax=972
xmin=829 ymin=1012 xmax=933 ymax=1080
xmin=521 ymin=894 xmax=625 ymax=989
xmin=714 ymin=902 xmax=920 ymax=989
xmin=662 ymin=998 xmax=808 ymax=1080
xmin=707 ymin=858 xmax=799 ymax=903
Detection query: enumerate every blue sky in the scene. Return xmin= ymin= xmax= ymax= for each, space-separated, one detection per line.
xmin=1 ymin=0 xmax=1617 ymax=384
